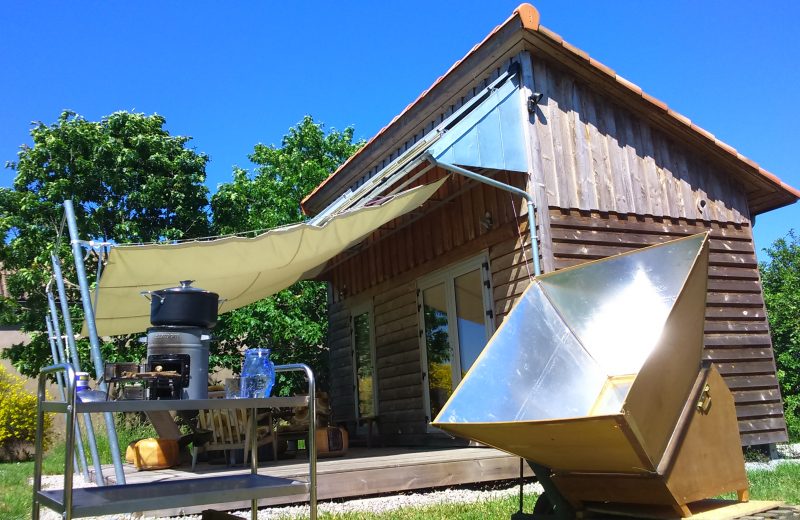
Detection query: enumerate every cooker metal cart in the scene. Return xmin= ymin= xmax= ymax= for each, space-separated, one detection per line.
xmin=32 ymin=363 xmax=318 ymax=520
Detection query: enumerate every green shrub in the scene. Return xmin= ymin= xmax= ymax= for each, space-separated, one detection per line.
xmin=0 ymin=365 xmax=52 ymax=461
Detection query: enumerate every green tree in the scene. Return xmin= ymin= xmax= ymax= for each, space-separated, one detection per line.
xmin=211 ymin=116 xmax=361 ymax=394
xmin=760 ymin=230 xmax=800 ymax=440
xmin=0 ymin=110 xmax=210 ymax=376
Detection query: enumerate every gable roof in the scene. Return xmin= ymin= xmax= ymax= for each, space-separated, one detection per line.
xmin=302 ymin=3 xmax=799 ymax=217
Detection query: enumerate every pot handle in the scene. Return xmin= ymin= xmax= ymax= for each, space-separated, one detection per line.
xmin=140 ymin=290 xmax=165 ymax=303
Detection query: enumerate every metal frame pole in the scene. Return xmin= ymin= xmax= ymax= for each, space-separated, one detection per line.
xmin=62 ymin=200 xmax=126 ymax=484
xmin=45 ymin=316 xmax=86 ymax=479
xmin=50 ymin=258 xmax=107 ymax=484
xmin=275 ymin=364 xmax=316 ymax=520
xmin=33 ymin=363 xmax=77 ymax=520
xmin=426 ymin=156 xmax=542 ymax=276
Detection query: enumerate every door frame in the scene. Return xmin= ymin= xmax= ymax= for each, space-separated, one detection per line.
xmin=417 ymin=252 xmax=494 ymax=426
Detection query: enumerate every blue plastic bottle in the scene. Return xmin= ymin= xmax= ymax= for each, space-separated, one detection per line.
xmin=75 ymin=372 xmax=106 ymax=402
xmin=239 ymin=348 xmax=275 ymax=398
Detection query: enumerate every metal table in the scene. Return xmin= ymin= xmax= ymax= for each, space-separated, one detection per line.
xmin=33 ymin=363 xmax=318 ymax=520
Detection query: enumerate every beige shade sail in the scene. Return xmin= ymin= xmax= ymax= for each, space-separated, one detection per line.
xmin=85 ymin=179 xmax=446 ymax=337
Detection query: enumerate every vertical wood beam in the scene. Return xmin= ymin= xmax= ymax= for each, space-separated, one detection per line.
xmin=518 ymin=50 xmax=555 ymax=273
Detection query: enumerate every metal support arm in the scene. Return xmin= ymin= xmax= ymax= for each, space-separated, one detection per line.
xmin=425 ymin=155 xmax=541 ymax=276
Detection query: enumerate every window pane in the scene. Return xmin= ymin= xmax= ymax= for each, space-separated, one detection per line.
xmin=455 ymin=269 xmax=487 ymax=377
xmin=423 ymin=283 xmax=451 ymax=420
xmin=354 ymin=312 xmax=374 ymax=417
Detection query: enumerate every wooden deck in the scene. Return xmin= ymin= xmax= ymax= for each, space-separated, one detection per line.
xmin=95 ymin=446 xmax=530 ymax=516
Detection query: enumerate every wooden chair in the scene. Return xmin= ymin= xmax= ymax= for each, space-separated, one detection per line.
xmin=191 ymin=408 xmax=277 ymax=470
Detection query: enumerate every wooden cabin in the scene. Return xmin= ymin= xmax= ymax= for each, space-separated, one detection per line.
xmin=301 ymin=4 xmax=799 ymax=448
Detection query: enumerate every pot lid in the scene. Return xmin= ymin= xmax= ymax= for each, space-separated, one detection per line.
xmin=154 ymin=280 xmax=217 ymax=295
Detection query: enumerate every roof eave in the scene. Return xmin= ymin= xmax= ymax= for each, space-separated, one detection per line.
xmin=304 ymin=3 xmax=798 ymax=218
xmin=519 ymin=25 xmax=800 ymax=216
xmin=301 ymin=4 xmax=538 ymax=215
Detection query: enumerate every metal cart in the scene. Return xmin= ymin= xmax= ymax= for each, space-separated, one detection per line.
xmin=32 ymin=363 xmax=318 ymax=520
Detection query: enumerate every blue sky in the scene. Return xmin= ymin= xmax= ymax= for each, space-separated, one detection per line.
xmin=1 ymin=1 xmax=797 ymax=257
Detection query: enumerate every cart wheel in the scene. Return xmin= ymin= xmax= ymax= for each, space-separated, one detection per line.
xmin=533 ymin=493 xmax=555 ymax=515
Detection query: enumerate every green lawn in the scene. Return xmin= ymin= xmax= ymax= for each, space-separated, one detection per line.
xmin=3 ymin=445 xmax=798 ymax=520
xmin=1 ymin=423 xmax=154 ymax=520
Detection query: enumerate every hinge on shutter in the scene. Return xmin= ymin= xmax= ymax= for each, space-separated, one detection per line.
xmin=482 ymin=261 xmax=489 ymax=271
xmin=419 ymin=329 xmax=424 ymax=337
xmin=484 ymin=279 xmax=490 ymax=289
xmin=486 ymin=309 xmax=494 ymax=319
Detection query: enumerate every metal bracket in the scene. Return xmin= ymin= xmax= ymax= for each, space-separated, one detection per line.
xmin=510 ymin=461 xmax=575 ymax=520
xmin=697 ymin=384 xmax=712 ymax=414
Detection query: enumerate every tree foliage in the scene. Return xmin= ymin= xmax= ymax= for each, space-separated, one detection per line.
xmin=0 ymin=111 xmax=210 ymax=376
xmin=760 ymin=229 xmax=800 ymax=441
xmin=211 ymin=116 xmax=361 ymax=394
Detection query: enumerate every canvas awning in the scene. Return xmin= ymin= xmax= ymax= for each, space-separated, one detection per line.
xmin=86 ymin=179 xmax=445 ymax=337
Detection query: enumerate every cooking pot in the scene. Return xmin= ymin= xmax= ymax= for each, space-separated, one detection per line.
xmin=142 ymin=280 xmax=219 ymax=328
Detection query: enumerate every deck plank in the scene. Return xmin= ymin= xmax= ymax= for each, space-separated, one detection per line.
xmin=93 ymin=447 xmax=529 ymax=516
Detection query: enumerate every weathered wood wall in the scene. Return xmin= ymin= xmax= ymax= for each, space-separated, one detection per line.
xmin=327 ymin=300 xmax=353 ymax=424
xmin=326 ymin=169 xmax=527 ymax=302
xmin=326 ymin=173 xmax=529 ymax=436
xmin=492 ymin=208 xmax=786 ymax=445
xmin=529 ymin=56 xmax=750 ymax=224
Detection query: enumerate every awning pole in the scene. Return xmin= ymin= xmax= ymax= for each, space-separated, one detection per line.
xmin=45 ymin=314 xmax=87 ymax=479
xmin=426 ymin=156 xmax=541 ymax=276
xmin=63 ymin=200 xmax=126 ymax=485
xmin=50 ymin=255 xmax=107 ymax=485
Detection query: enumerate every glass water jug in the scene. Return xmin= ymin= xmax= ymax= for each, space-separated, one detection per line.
xmin=239 ymin=348 xmax=275 ymax=398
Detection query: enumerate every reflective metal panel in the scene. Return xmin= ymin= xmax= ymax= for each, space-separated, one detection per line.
xmin=539 ymin=234 xmax=706 ymax=377
xmin=434 ymin=285 xmax=606 ymax=423
xmin=432 ymin=233 xmax=710 ymax=468
xmin=430 ymin=76 xmax=528 ymax=173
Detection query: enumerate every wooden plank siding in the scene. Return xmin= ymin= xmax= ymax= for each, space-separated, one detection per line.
xmin=528 ymin=55 xmax=750 ymax=224
xmin=325 ymin=174 xmax=533 ymax=439
xmin=327 ymin=300 xmax=353 ymax=425
xmin=544 ymin=208 xmax=787 ymax=445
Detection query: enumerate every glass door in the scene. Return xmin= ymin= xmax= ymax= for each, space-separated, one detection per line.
xmin=421 ymin=283 xmax=452 ymax=421
xmin=352 ymin=307 xmax=376 ymax=421
xmin=419 ymin=255 xmax=493 ymax=424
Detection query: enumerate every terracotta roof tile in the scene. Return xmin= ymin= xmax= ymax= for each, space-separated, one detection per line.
xmin=668 ymin=110 xmax=692 ymax=127
xmin=562 ymin=40 xmax=589 ymax=61
xmin=714 ymin=139 xmax=738 ymax=157
xmin=642 ymin=92 xmax=668 ymax=112
xmin=616 ymin=75 xmax=643 ymax=95
xmin=739 ymin=155 xmax=760 ymax=171
xmin=537 ymin=25 xmax=563 ymax=44
xmin=589 ymin=58 xmax=615 ymax=78
xmin=690 ymin=123 xmax=716 ymax=142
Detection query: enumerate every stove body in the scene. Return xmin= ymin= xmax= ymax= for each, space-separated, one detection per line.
xmin=146 ymin=326 xmax=210 ymax=400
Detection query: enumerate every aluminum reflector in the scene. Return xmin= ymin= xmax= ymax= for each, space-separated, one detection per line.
xmin=432 ymin=233 xmax=710 ymax=472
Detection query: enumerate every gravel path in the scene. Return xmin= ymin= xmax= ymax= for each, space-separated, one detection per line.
xmin=34 ymin=480 xmax=543 ymax=520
